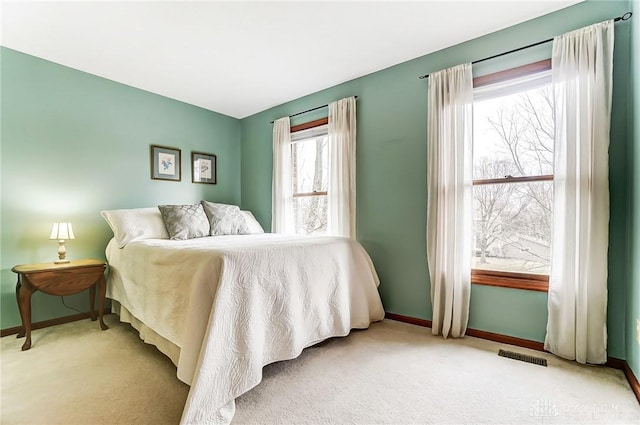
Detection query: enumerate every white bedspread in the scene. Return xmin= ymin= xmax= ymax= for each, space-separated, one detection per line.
xmin=106 ymin=234 xmax=385 ymax=424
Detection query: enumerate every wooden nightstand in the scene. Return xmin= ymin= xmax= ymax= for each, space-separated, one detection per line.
xmin=11 ymin=259 xmax=109 ymax=351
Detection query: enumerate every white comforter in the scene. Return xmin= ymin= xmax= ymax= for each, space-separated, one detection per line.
xmin=106 ymin=234 xmax=385 ymax=424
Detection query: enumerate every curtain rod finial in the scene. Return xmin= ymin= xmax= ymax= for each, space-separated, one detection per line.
xmin=616 ymin=12 xmax=632 ymax=22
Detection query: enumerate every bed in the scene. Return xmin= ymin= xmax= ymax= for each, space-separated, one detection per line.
xmin=103 ymin=205 xmax=385 ymax=424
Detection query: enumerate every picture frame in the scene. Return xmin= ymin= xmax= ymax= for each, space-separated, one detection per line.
xmin=151 ymin=145 xmax=181 ymax=182
xmin=191 ymin=151 xmax=217 ymax=184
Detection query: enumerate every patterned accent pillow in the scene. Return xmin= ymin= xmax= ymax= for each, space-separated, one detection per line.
xmin=201 ymin=201 xmax=250 ymax=235
xmin=158 ymin=204 xmax=210 ymax=240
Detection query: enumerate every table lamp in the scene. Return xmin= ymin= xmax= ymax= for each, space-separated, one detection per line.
xmin=49 ymin=222 xmax=75 ymax=263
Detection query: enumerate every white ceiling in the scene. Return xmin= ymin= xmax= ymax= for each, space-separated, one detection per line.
xmin=1 ymin=1 xmax=582 ymax=119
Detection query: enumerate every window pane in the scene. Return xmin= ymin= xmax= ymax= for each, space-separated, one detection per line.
xmin=472 ymin=181 xmax=552 ymax=275
xmin=293 ymin=195 xmax=327 ymax=235
xmin=292 ymin=135 xmax=328 ymax=194
xmin=473 ymin=85 xmax=554 ymax=179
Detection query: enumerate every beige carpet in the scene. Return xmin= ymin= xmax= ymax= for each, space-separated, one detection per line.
xmin=1 ymin=316 xmax=638 ymax=425
xmin=1 ymin=315 xmax=188 ymax=425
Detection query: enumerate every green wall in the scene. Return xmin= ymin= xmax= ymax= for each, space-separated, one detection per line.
xmin=0 ymin=48 xmax=241 ymax=328
xmin=627 ymin=0 xmax=640 ymax=378
xmin=2 ymin=1 xmax=637 ymax=370
xmin=240 ymin=0 xmax=633 ymax=359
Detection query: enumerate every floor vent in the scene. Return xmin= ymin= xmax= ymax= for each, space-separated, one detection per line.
xmin=498 ymin=349 xmax=547 ymax=366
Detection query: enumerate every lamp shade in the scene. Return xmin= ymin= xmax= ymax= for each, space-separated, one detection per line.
xmin=49 ymin=222 xmax=75 ymax=240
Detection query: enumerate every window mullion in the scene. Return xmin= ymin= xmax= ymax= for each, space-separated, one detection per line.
xmin=293 ymin=191 xmax=328 ymax=198
xmin=473 ymin=174 xmax=553 ymax=185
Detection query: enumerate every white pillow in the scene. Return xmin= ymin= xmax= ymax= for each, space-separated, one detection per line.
xmin=241 ymin=211 xmax=265 ymax=234
xmin=101 ymin=207 xmax=169 ymax=248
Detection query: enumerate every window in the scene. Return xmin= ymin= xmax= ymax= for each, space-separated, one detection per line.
xmin=471 ymin=60 xmax=553 ymax=291
xmin=290 ymin=119 xmax=329 ymax=235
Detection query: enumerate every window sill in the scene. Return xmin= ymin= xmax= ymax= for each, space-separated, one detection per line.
xmin=471 ymin=270 xmax=549 ymax=292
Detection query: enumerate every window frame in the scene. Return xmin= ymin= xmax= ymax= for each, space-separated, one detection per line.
xmin=291 ymin=117 xmax=329 ymax=199
xmin=471 ymin=59 xmax=552 ymax=293
xmin=291 ymin=117 xmax=328 ymax=133
xmin=290 ymin=117 xmax=329 ymax=233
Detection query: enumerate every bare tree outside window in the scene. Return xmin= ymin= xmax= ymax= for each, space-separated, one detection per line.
xmin=473 ymin=79 xmax=554 ymax=276
xmin=291 ymin=127 xmax=329 ymax=235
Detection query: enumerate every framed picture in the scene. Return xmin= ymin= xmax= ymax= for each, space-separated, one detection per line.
xmin=151 ymin=145 xmax=181 ymax=181
xmin=191 ymin=151 xmax=217 ymax=184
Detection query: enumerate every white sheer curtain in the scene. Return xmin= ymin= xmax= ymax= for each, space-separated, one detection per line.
xmin=328 ymin=97 xmax=357 ymax=239
xmin=426 ymin=63 xmax=473 ymax=338
xmin=272 ymin=116 xmax=294 ymax=234
xmin=545 ymin=20 xmax=614 ymax=364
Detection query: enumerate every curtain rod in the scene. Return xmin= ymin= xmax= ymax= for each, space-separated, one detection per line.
xmin=417 ymin=11 xmax=632 ymax=80
xmin=269 ymin=96 xmax=358 ymax=124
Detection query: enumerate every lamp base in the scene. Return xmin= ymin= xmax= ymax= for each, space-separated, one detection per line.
xmin=55 ymin=240 xmax=69 ymax=264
